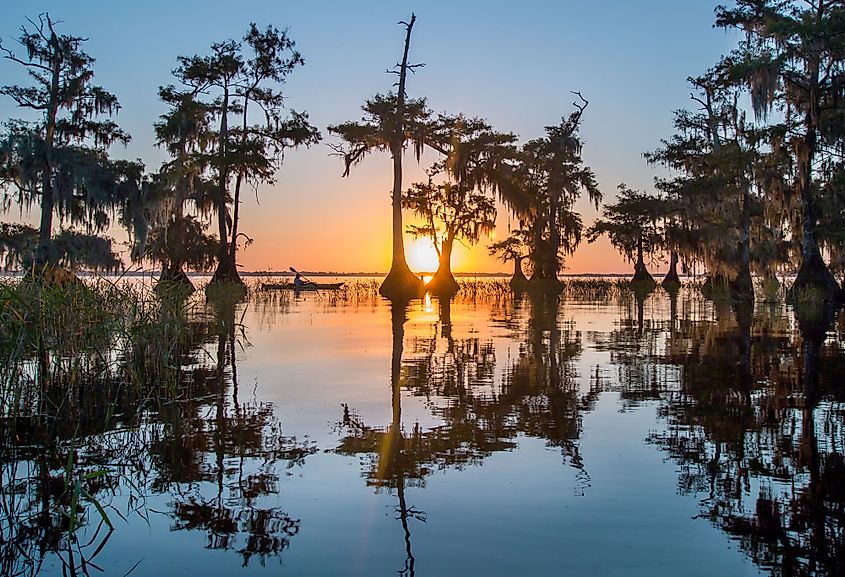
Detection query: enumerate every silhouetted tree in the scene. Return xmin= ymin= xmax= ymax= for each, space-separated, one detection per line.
xmin=329 ymin=14 xmax=444 ymax=300
xmin=404 ymin=117 xmax=516 ymax=296
xmin=716 ymin=0 xmax=845 ymax=303
xmin=0 ymin=14 xmax=143 ymax=274
xmin=489 ymin=230 xmax=530 ymax=290
xmin=587 ymin=184 xmax=664 ymax=285
xmin=147 ymin=86 xmax=218 ymax=290
xmin=519 ymin=95 xmax=601 ymax=289
xmin=647 ymin=72 xmax=789 ymax=301
xmin=173 ymin=23 xmax=319 ymax=288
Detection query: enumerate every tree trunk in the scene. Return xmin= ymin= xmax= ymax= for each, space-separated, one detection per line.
xmin=661 ymin=251 xmax=680 ymax=289
xmin=731 ymin=191 xmax=754 ymax=302
xmin=790 ymin=54 xmax=841 ymax=303
xmin=527 ymin=213 xmax=561 ymax=292
xmin=34 ymin=32 xmax=62 ymax=270
xmin=380 ymin=15 xmax=424 ymax=301
xmin=426 ymin=235 xmax=459 ymax=297
xmin=548 ymin=190 xmax=560 ymax=280
xmin=229 ymin=91 xmax=251 ymax=269
xmin=631 ymin=234 xmax=655 ymax=284
xmin=157 ymin=261 xmax=195 ymax=295
xmin=509 ymin=256 xmax=529 ymax=291
xmin=211 ymin=83 xmax=243 ymax=286
xmin=791 ymin=188 xmax=841 ymax=302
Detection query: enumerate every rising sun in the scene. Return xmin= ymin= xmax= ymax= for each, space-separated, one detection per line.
xmin=407 ymin=239 xmax=440 ymax=273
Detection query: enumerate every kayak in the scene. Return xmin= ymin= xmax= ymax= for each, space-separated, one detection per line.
xmin=262 ymin=282 xmax=345 ymax=291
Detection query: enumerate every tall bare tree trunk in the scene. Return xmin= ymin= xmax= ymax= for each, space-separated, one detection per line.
xmin=380 ymin=14 xmax=424 ymax=301
xmin=35 ymin=31 xmax=62 ymax=270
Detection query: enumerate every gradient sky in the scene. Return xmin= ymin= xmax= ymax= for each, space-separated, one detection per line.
xmin=0 ymin=1 xmax=740 ymax=274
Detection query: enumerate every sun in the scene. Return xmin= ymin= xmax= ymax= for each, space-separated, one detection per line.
xmin=407 ymin=239 xmax=440 ymax=273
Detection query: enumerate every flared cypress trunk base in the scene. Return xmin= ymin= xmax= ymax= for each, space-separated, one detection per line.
xmin=730 ymin=269 xmax=754 ymax=303
xmin=156 ymin=266 xmax=195 ymax=297
xmin=661 ymin=270 xmax=680 ymax=290
xmin=631 ymin=260 xmax=656 ymax=289
xmin=788 ymin=252 xmax=843 ymax=305
xmin=509 ymin=261 xmax=529 ymax=292
xmin=527 ymin=274 xmax=563 ymax=295
xmin=210 ymin=254 xmax=245 ymax=287
xmin=426 ymin=267 xmax=459 ymax=298
xmin=380 ymin=260 xmax=425 ymax=301
xmin=701 ymin=274 xmax=732 ymax=301
xmin=661 ymin=253 xmax=680 ymax=290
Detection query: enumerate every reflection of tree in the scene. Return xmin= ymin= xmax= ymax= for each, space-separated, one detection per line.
xmin=0 ymin=291 xmax=312 ymax=574
xmin=336 ymin=292 xmax=594 ymax=572
xmin=155 ymin=294 xmax=315 ymax=567
xmin=638 ymin=296 xmax=845 ymax=577
xmin=502 ymin=292 xmax=593 ymax=478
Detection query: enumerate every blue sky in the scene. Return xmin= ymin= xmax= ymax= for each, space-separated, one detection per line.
xmin=0 ymin=1 xmax=740 ymax=273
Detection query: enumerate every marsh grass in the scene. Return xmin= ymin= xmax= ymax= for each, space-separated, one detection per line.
xmin=0 ymin=274 xmax=255 ymax=576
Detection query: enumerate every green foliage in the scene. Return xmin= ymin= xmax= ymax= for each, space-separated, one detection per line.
xmin=328 ymin=93 xmax=438 ymax=174
xmin=145 ymin=216 xmax=218 ymax=272
xmin=0 ymin=222 xmax=37 ymax=269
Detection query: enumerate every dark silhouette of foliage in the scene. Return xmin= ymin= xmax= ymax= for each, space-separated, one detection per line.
xmin=715 ymin=0 xmax=845 ymax=302
xmin=586 ymin=184 xmax=664 ymax=284
xmin=0 ymin=13 xmax=142 ymax=274
xmin=329 ymin=14 xmax=442 ymax=301
xmin=403 ymin=116 xmax=517 ymax=296
xmin=172 ymin=23 xmax=319 ymax=287
xmin=518 ymin=95 xmax=601 ymax=288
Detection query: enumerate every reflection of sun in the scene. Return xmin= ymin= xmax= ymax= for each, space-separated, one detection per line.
xmin=407 ymin=239 xmax=440 ymax=272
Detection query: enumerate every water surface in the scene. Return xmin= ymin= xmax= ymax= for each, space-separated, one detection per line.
xmin=4 ymin=279 xmax=844 ymax=576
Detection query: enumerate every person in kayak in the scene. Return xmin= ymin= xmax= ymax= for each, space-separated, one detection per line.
xmin=294 ymin=272 xmax=306 ymax=289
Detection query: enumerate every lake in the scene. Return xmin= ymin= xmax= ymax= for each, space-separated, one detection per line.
xmin=2 ymin=278 xmax=843 ymax=576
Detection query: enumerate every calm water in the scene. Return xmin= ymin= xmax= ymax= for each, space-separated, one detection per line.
xmin=4 ymin=279 xmax=845 ymax=576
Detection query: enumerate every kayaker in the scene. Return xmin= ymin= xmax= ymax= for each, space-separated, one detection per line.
xmin=294 ymin=273 xmax=305 ymax=289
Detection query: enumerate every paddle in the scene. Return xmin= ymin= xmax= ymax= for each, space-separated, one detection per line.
xmin=289 ymin=266 xmax=321 ymax=293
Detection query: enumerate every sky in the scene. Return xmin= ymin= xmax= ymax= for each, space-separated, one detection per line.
xmin=0 ymin=1 xmax=741 ymax=274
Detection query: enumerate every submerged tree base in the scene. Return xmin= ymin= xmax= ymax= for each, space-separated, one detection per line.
xmin=509 ymin=259 xmax=529 ymax=292
xmin=730 ymin=269 xmax=754 ymax=303
xmin=661 ymin=270 xmax=680 ymax=291
xmin=426 ymin=268 xmax=460 ymax=298
xmin=526 ymin=275 xmax=564 ymax=295
xmin=210 ymin=255 xmax=245 ymax=287
xmin=205 ymin=277 xmax=248 ymax=302
xmin=156 ymin=267 xmax=195 ymax=297
xmin=701 ymin=275 xmax=732 ymax=301
xmin=788 ymin=253 xmax=843 ymax=305
xmin=380 ymin=261 xmax=425 ymax=301
xmin=631 ymin=262 xmax=656 ymax=286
